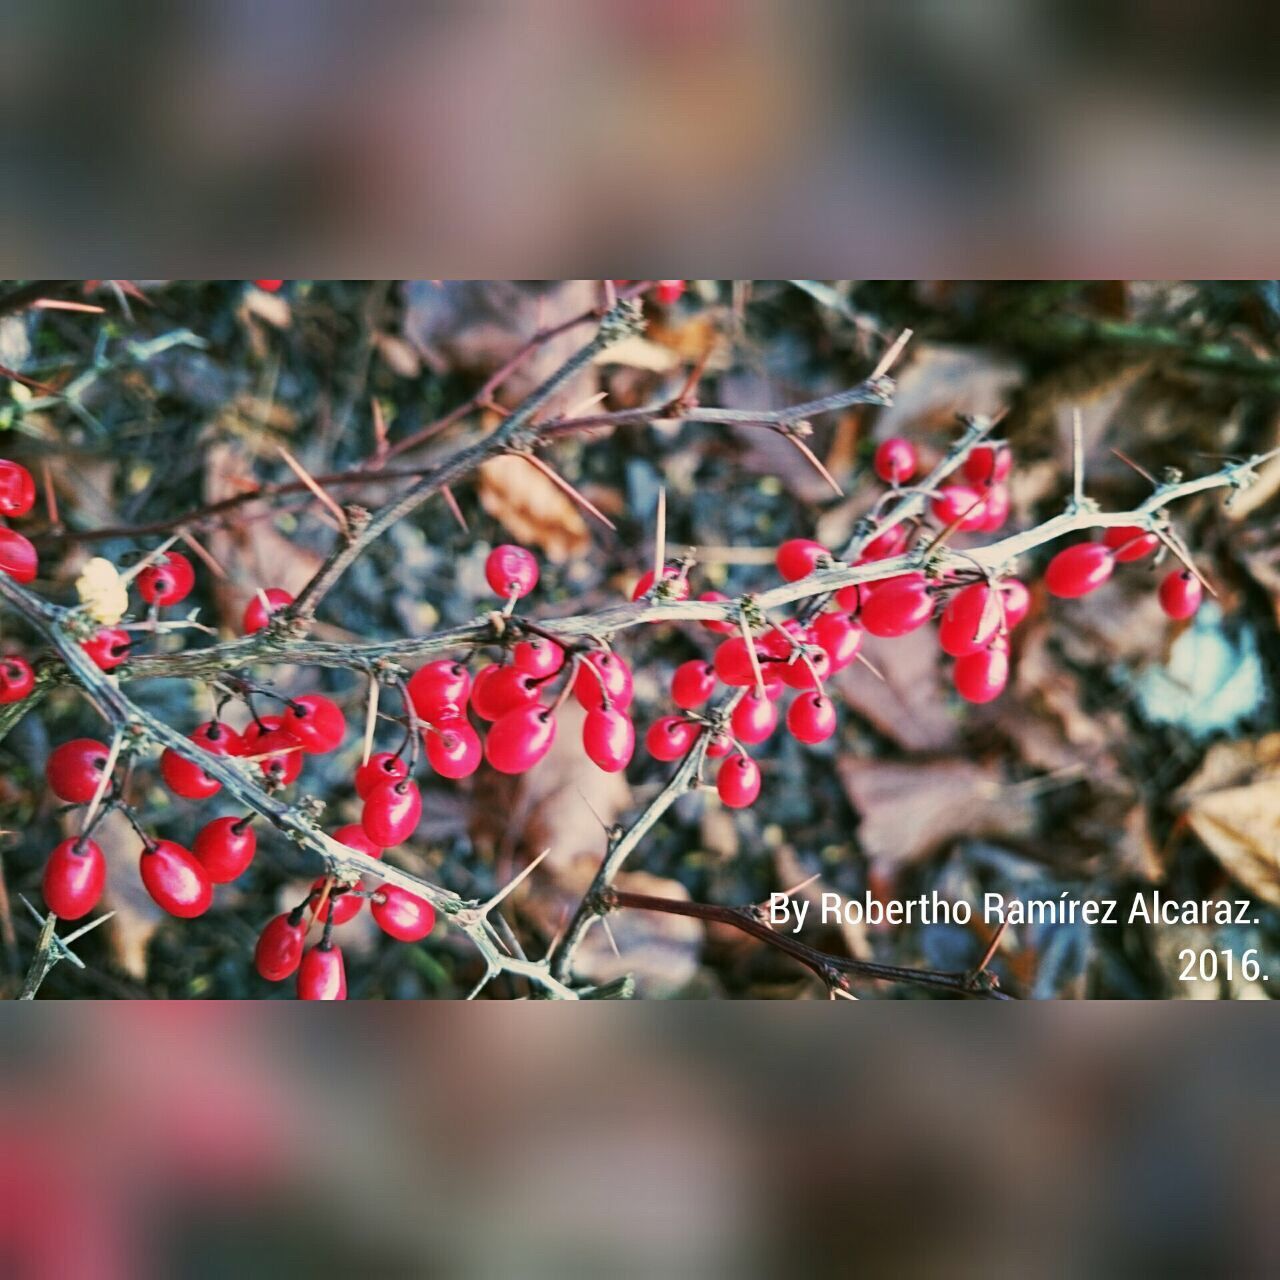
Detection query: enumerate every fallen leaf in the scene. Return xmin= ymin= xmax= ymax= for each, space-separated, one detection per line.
xmin=837 ymin=758 xmax=1035 ymax=870
xmin=476 ymin=453 xmax=590 ymax=562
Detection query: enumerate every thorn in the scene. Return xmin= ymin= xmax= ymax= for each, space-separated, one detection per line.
xmin=653 ymin=484 xmax=667 ymax=588
xmin=32 ymin=299 xmax=105 ymax=314
xmin=1071 ymin=406 xmax=1085 ymax=508
xmin=518 ymin=452 xmax=617 ymax=531
xmin=278 ymin=445 xmax=351 ymax=537
xmin=483 ymin=847 xmax=552 ymax=915
xmin=780 ymin=429 xmax=844 ymax=497
xmin=440 ymin=484 xmax=469 ymax=533
xmin=81 ymin=730 xmax=124 ymax=835
xmin=40 ymin=461 xmax=60 ymax=529
xmin=854 ymin=650 xmax=885 ymax=682
xmin=361 ymin=677 xmax=379 ymax=767
xmin=600 ymin=913 xmax=622 ymax=959
xmin=775 ymin=871 xmax=822 ymax=902
xmin=739 ymin=615 xmax=767 ymax=702
xmin=1110 ymin=447 xmax=1158 ymax=486
xmin=870 ymin=328 xmax=912 ymax=380
xmin=178 ymin=528 xmax=228 ymax=579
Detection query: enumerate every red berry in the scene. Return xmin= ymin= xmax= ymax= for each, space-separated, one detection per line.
xmin=778 ymin=643 xmax=831 ymax=691
xmin=0 ymin=528 xmax=37 ymax=583
xmin=82 ymin=627 xmax=130 ymax=671
xmin=408 ymin=660 xmax=472 ymax=721
xmin=254 ymin=911 xmax=307 ymax=981
xmin=810 ymin=612 xmax=863 ymax=671
xmin=474 ymin=665 xmax=540 ymax=721
xmin=140 ymin=839 xmax=213 ymax=918
xmin=161 ymin=719 xmax=242 ymax=801
xmin=46 ymin=738 xmax=111 ymax=804
xmin=861 ymin=575 xmax=934 ymax=638
xmin=42 ymin=837 xmax=106 ymax=920
xmin=372 ymin=885 xmax=436 ymax=942
xmin=776 ymin=539 xmax=828 ymax=582
xmin=485 ymin=544 xmax=538 ymax=599
xmin=297 ymin=942 xmax=346 ymax=1000
xmin=696 ymin=591 xmax=737 ymax=635
xmin=582 ymin=706 xmax=634 ymax=772
xmin=470 ymin=664 xmax=507 ymax=721
xmin=355 ymin=751 xmax=408 ymax=798
xmin=0 ymin=656 xmax=34 ymax=704
xmin=242 ymin=588 xmax=293 ymax=634
xmin=137 ymin=551 xmax=195 ymax=606
xmin=938 ymin=583 xmax=1004 ymax=658
xmin=361 ymin=779 xmax=422 ymax=846
xmin=953 ymin=642 xmax=1010 ymax=703
xmin=862 ymin=523 xmax=910 ymax=561
xmin=311 ymin=879 xmax=362 ymax=925
xmin=1045 ymin=543 xmax=1114 ymax=598
xmin=977 ymin=483 xmax=1010 ymax=533
xmin=485 ymin=705 xmax=557 ymax=774
xmin=713 ymin=635 xmax=759 ymax=686
xmin=1159 ymin=569 xmax=1202 ymax=620
xmin=1104 ymin=525 xmax=1159 ymax=563
xmin=0 ymin=460 xmax=36 ymax=517
xmin=573 ymin=651 xmax=633 ymax=712
xmin=513 ymin=637 xmax=564 ymax=678
xmin=671 ymin=659 xmax=716 ymax=709
xmin=716 ymin=756 xmax=761 ymax=808
xmin=787 ymin=693 xmax=838 ymax=744
xmin=835 ymin=582 xmax=870 ymax=614
xmin=242 ymin=716 xmax=303 ymax=786
xmin=1000 ymin=578 xmax=1031 ymax=629
xmin=336 ymin=823 xmax=383 ymax=859
xmin=706 ymin=732 xmax=734 ymax=759
xmin=653 ymin=279 xmax=686 ymax=306
xmin=425 ymin=717 xmax=482 ymax=778
xmin=193 ymin=816 xmax=257 ymax=883
xmin=731 ymin=690 xmax=778 ymax=744
xmin=874 ymin=438 xmax=917 ymax=485
xmin=253 ymin=279 xmax=284 ymax=292
xmin=282 ymin=694 xmax=346 ymax=754
xmin=646 ymin=715 xmax=699 ymax=761
xmin=963 ymin=443 xmax=1012 ymax=486
xmin=931 ymin=484 xmax=987 ymax=530
xmin=632 ymin=565 xmax=691 ymax=601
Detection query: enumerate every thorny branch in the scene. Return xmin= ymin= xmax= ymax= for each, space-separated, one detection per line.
xmin=3 ymin=302 xmax=1272 ymax=997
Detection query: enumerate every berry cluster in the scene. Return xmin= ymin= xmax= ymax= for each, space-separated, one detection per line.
xmin=0 ymin=457 xmax=39 ymax=699
xmin=1045 ymin=528 xmax=1203 ymax=619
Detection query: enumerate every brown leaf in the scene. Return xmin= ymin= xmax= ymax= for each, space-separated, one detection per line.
xmin=837 ymin=758 xmax=1035 ymax=871
xmin=476 ymin=453 xmax=590 ymax=562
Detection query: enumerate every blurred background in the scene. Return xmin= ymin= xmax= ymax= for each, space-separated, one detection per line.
xmin=0 ymin=279 xmax=1277 ymax=1001
xmin=5 ymin=2 xmax=1280 ymax=275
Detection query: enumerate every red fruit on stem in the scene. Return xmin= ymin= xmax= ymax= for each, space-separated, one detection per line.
xmin=361 ymin=779 xmax=422 ymax=846
xmin=874 ymin=438 xmax=917 ymax=485
xmin=716 ymin=756 xmax=761 ymax=808
xmin=355 ymin=751 xmax=408 ymax=799
xmin=0 ymin=656 xmax=34 ymax=704
xmin=653 ymin=280 xmax=686 ymax=306
xmin=573 ymin=651 xmax=633 ymax=712
xmin=254 ymin=911 xmax=307 ymax=981
xmin=1104 ymin=525 xmax=1159 ymax=563
xmin=646 ymin=715 xmax=699 ymax=761
xmin=408 ymin=660 xmax=472 ymax=721
xmin=632 ymin=565 xmax=691 ymax=601
xmin=931 ymin=485 xmax=987 ymax=530
xmin=977 ymin=483 xmax=1010 ymax=533
xmin=582 ymin=706 xmax=634 ymax=772
xmin=469 ymin=664 xmax=508 ymax=721
xmin=140 ymin=839 xmax=213 ymax=918
xmin=713 ymin=635 xmax=758 ymax=687
xmin=775 ymin=539 xmax=828 ymax=582
xmin=253 ymin=280 xmax=284 ymax=292
xmin=485 ymin=705 xmax=557 ymax=774
xmin=425 ymin=717 xmax=482 ymax=779
xmin=731 ymin=690 xmax=778 ymax=744
xmin=477 ymin=665 xmax=541 ymax=720
xmin=953 ymin=642 xmax=1010 ymax=704
xmin=335 ymin=823 xmax=383 ymax=859
xmin=372 ymin=885 xmax=437 ymax=942
xmin=0 ymin=459 xmax=36 ymax=517
xmin=42 ymin=837 xmax=106 ymax=920
xmin=137 ymin=551 xmax=195 ymax=606
xmin=242 ymin=588 xmax=293 ymax=634
xmin=861 ymin=575 xmax=934 ymax=638
xmin=245 ymin=719 xmax=304 ymax=786
xmin=297 ymin=943 xmax=346 ymax=1000
xmin=485 ymin=544 xmax=538 ymax=599
xmin=311 ymin=878 xmax=362 ymax=925
xmin=162 ymin=720 xmax=242 ymax=801
xmin=862 ymin=523 xmax=910 ymax=560
xmin=0 ymin=527 xmax=37 ymax=583
xmin=835 ymin=582 xmax=870 ymax=614
xmin=671 ymin=659 xmax=716 ymax=709
xmin=938 ymin=583 xmax=1004 ymax=658
xmin=193 ymin=816 xmax=257 ymax=883
xmin=705 ymin=732 xmax=734 ymax=759
xmin=778 ymin=644 xmax=831 ymax=691
xmin=1159 ymin=569 xmax=1202 ymax=620
xmin=46 ymin=738 xmax=111 ymax=804
xmin=696 ymin=591 xmax=737 ymax=635
xmin=1044 ymin=543 xmax=1114 ymax=598
xmin=513 ymin=637 xmax=564 ymax=678
xmin=82 ymin=627 xmax=131 ymax=671
xmin=282 ymin=694 xmax=346 ymax=754
xmin=787 ymin=693 xmax=838 ymax=744
xmin=810 ymin=612 xmax=863 ymax=671
xmin=963 ymin=443 xmax=1012 ymax=486
xmin=999 ymin=578 xmax=1031 ymax=629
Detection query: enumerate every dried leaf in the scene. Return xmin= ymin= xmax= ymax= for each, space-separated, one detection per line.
xmin=476 ymin=454 xmax=590 ymax=562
